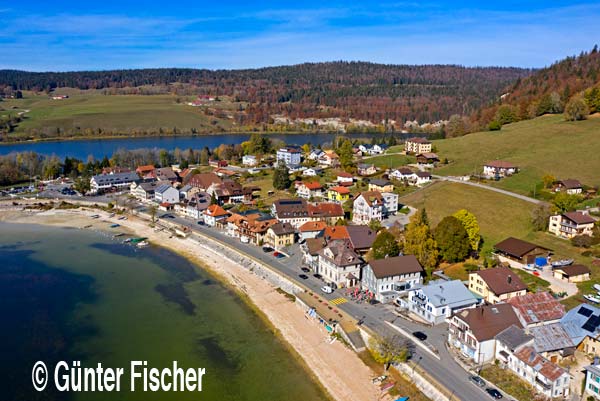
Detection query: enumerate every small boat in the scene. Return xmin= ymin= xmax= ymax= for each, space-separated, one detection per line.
xmin=110 ymin=224 xmax=120 ymax=228
xmin=123 ymin=238 xmax=132 ymax=243
xmin=380 ymin=381 xmax=395 ymax=392
xmin=593 ymin=284 xmax=600 ymax=292
xmin=583 ymin=294 xmax=600 ymax=304
xmin=523 ymin=264 xmax=536 ymax=271
xmin=130 ymin=237 xmax=148 ymax=244
xmin=108 ymin=213 xmax=115 ymax=218
xmin=83 ymin=224 xmax=92 ymax=229
xmin=113 ymin=233 xmax=125 ymax=238
xmin=551 ymin=259 xmax=574 ymax=268
xmin=90 ymin=214 xmax=100 ymax=219
xmin=136 ymin=241 xmax=149 ymax=248
xmin=118 ymin=216 xmax=127 ymax=220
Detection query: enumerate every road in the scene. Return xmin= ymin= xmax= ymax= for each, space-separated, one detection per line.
xmin=433 ymin=175 xmax=545 ymax=205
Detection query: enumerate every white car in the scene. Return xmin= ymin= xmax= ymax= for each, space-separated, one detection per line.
xmin=240 ymin=236 xmax=250 ymax=243
xmin=321 ymin=285 xmax=334 ymax=294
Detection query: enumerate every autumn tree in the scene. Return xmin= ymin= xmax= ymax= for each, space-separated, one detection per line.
xmin=564 ymin=94 xmax=590 ymax=121
xmin=149 ymin=204 xmax=158 ymax=223
xmin=434 ymin=216 xmax=470 ymax=262
xmin=542 ymin=174 xmax=556 ymax=189
xmin=368 ymin=335 xmax=409 ymax=371
xmin=403 ymin=209 xmax=438 ymax=274
xmin=370 ymin=230 xmax=400 ymax=260
xmin=337 ymin=139 xmax=355 ymax=171
xmin=531 ymin=204 xmax=552 ymax=231
xmin=553 ymin=192 xmax=580 ymax=212
xmin=452 ymin=209 xmax=481 ymax=251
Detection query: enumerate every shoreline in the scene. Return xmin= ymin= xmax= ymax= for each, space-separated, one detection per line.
xmin=0 ymin=204 xmax=387 ymax=401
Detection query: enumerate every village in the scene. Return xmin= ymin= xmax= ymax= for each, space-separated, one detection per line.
xmin=65 ymin=135 xmax=600 ymax=401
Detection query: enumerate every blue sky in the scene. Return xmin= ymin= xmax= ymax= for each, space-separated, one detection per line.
xmin=0 ymin=1 xmax=599 ymax=71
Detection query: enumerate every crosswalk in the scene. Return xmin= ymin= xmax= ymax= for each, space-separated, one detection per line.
xmin=330 ymin=297 xmax=348 ymax=305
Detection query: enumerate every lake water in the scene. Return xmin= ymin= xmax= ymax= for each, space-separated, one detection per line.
xmin=0 ymin=222 xmax=330 ymax=401
xmin=0 ymin=132 xmax=416 ymax=159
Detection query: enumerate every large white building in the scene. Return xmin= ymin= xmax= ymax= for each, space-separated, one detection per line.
xmin=90 ymin=172 xmax=139 ymax=194
xmin=276 ymin=147 xmax=302 ymax=166
xmin=362 ymin=256 xmax=424 ymax=303
xmin=352 ymin=191 xmax=398 ymax=224
xmin=154 ymin=183 xmax=180 ymax=204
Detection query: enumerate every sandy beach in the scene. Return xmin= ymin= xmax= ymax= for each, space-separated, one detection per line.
xmin=0 ymin=204 xmax=388 ymax=401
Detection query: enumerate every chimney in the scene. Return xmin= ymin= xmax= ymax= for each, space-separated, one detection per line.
xmin=508 ymin=275 xmax=512 ymax=284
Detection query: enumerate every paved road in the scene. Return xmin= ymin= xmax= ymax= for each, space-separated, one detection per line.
xmin=433 ymin=175 xmax=545 ymax=205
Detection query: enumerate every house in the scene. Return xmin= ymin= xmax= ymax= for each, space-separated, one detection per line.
xmin=406 ymin=280 xmax=480 ymax=325
xmin=302 ymin=237 xmax=327 ymax=271
xmin=302 ymin=167 xmax=323 ymax=177
xmin=559 ymin=304 xmax=600 ymax=353
xmin=208 ymin=159 xmax=228 ymax=168
xmin=358 ymin=144 xmax=372 ymax=153
xmin=130 ymin=180 xmax=159 ymax=201
xmin=352 ymin=191 xmax=384 ymax=224
xmin=416 ymin=153 xmax=439 ymax=165
xmin=554 ymin=179 xmax=583 ymax=195
xmin=155 ymin=167 xmax=179 ymax=184
xmin=405 ymin=137 xmax=432 ymax=154
xmin=368 ymin=179 xmax=394 ymax=193
xmin=318 ymin=150 xmax=340 ymax=167
xmin=307 ymin=203 xmax=344 ymax=225
xmin=203 ymin=204 xmax=230 ymax=227
xmin=308 ymin=149 xmax=325 ymax=160
xmin=209 ymin=180 xmax=253 ymax=204
xmin=287 ymin=164 xmax=305 ymax=173
xmin=344 ymin=225 xmax=377 ymax=254
xmin=276 ymin=147 xmax=302 ymax=166
xmin=265 ymin=222 xmax=296 ymax=250
xmin=225 ymin=210 xmax=278 ymax=244
xmin=213 ymin=168 xmax=238 ymax=178
xmin=175 ymin=192 xmax=210 ymax=219
xmin=154 ymin=183 xmax=179 ymax=205
xmin=469 ymin=267 xmax=528 ymax=304
xmin=296 ymin=181 xmax=323 ymax=199
xmin=242 ymin=155 xmax=258 ymax=166
xmin=271 ymin=199 xmax=310 ymax=228
xmin=362 ymin=256 xmax=424 ymax=303
xmin=381 ymin=192 xmax=399 ymax=215
xmin=90 ymin=171 xmax=139 ymax=194
xmin=136 ymin=164 xmax=156 ymax=178
xmin=414 ymin=172 xmax=432 ymax=186
xmin=584 ymin=359 xmax=600 ymax=400
xmin=357 ymin=163 xmax=376 ymax=176
xmin=326 ymin=186 xmax=350 ymax=203
xmin=493 ymin=237 xmax=552 ymax=267
xmin=336 ymin=171 xmax=354 ymax=186
xmin=553 ymin=264 xmax=591 ymax=282
xmin=371 ymin=144 xmax=387 ymax=154
xmin=179 ymin=184 xmax=197 ymax=200
xmin=317 ymin=240 xmax=363 ymax=287
xmin=389 ymin=168 xmax=431 ymax=186
xmin=483 ymin=161 xmax=519 ymax=178
xmin=447 ymin=303 xmax=523 ymax=364
xmin=298 ymin=221 xmax=327 ymax=241
xmin=495 ymin=325 xmax=534 ymax=366
xmin=188 ymin=173 xmax=223 ymax=191
xmin=511 ymin=346 xmax=571 ymax=398
xmin=548 ymin=211 xmax=596 ymax=238
xmin=506 ymin=292 xmax=566 ymax=328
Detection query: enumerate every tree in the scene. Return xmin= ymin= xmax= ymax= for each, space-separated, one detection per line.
xmin=370 ymin=230 xmax=400 ymax=260
xmin=72 ymin=176 xmax=90 ymax=195
xmin=553 ymin=192 xmax=580 ymax=212
xmin=368 ymin=335 xmax=409 ymax=371
xmin=368 ymin=219 xmax=382 ymax=233
xmin=272 ymin=164 xmax=291 ymax=190
xmin=571 ymin=235 xmax=592 ymax=248
xmin=403 ymin=209 xmax=438 ymax=274
xmin=494 ymin=105 xmax=518 ymax=125
xmin=434 ymin=216 xmax=470 ymax=262
xmin=148 ymin=204 xmax=158 ymax=223
xmin=337 ymin=139 xmax=355 ymax=170
xmin=542 ymin=174 xmax=556 ymax=189
xmin=564 ymin=94 xmax=590 ymax=121
xmin=531 ymin=204 xmax=552 ymax=231
xmin=488 ymin=120 xmax=502 ymax=131
xmin=452 ymin=209 xmax=481 ymax=252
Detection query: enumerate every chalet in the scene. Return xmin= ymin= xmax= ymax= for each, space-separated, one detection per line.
xmin=357 ymin=163 xmax=376 ymax=176
xmin=468 ymin=266 xmax=527 ymax=304
xmin=406 ymin=279 xmax=480 ymax=325
xmin=483 ymin=161 xmax=518 ymax=179
xmin=307 ymin=203 xmax=344 ymax=225
xmin=371 ymin=144 xmax=387 ymax=154
xmin=265 ymin=222 xmax=295 ymax=250
xmin=209 ymin=180 xmax=253 ymax=204
xmin=389 ymin=167 xmax=415 ymax=181
xmin=389 ymin=168 xmax=430 ymax=186
xmin=136 ymin=165 xmax=156 ymax=179
xmin=155 ymin=167 xmax=179 ymax=184
xmin=553 ymin=264 xmax=591 ymax=283
xmin=416 ymin=152 xmax=439 ymax=165
xmin=336 ymin=171 xmax=354 ymax=186
xmin=317 ymin=240 xmax=363 ymax=287
xmin=90 ymin=171 xmax=139 ymax=194
xmin=318 ymin=150 xmax=340 ymax=167
xmin=493 ymin=237 xmax=552 ymax=267
xmin=554 ymin=179 xmax=583 ymax=195
xmin=298 ymin=221 xmax=327 ymax=240
xmin=242 ymin=155 xmax=258 ymax=166
xmin=326 ymin=186 xmax=350 ymax=203
xmin=276 ymin=147 xmax=302 ymax=166
xmin=308 ymin=149 xmax=325 ymax=160
xmin=175 ymin=192 xmax=210 ymax=219
xmin=548 ymin=211 xmax=595 ymax=238
xmin=302 ymin=167 xmax=322 ymax=177
xmin=506 ymin=292 xmax=566 ymax=328
xmin=352 ymin=191 xmax=384 ymax=224
xmin=584 ymin=359 xmax=600 ymax=400
xmin=154 ymin=183 xmax=179 ymax=205
xmin=225 ymin=210 xmax=278 ymax=244
xmin=447 ymin=303 xmax=523 ymax=364
xmin=358 ymin=144 xmax=371 ymax=153
xmin=368 ymin=179 xmax=394 ymax=193
xmin=202 ymin=204 xmax=230 ymax=227
xmin=296 ymin=181 xmax=323 ymax=199
xmin=405 ymin=137 xmax=432 ymax=155
xmin=362 ymin=255 xmax=424 ymax=303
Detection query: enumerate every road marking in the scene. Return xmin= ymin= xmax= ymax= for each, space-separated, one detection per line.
xmin=330 ymin=297 xmax=347 ymax=305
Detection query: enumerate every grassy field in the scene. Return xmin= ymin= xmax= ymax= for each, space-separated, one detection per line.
xmin=0 ymin=90 xmax=241 ymax=139
xmin=367 ymin=153 xmax=414 ymax=169
xmin=480 ymin=365 xmax=538 ymax=401
xmin=433 ymin=114 xmax=600 ymax=194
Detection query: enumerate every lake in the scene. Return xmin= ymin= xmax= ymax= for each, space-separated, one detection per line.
xmin=0 ymin=132 xmax=417 ymax=159
xmin=0 ymin=222 xmax=330 ymax=401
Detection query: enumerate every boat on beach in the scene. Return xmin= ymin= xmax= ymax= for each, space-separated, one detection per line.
xmin=90 ymin=214 xmax=100 ymax=219
xmin=110 ymin=224 xmax=120 ymax=228
xmin=118 ymin=216 xmax=127 ymax=220
xmin=593 ymin=284 xmax=600 ymax=292
xmin=136 ymin=241 xmax=149 ymax=248
xmin=583 ymin=294 xmax=600 ymax=304
xmin=123 ymin=238 xmax=132 ymax=243
xmin=130 ymin=237 xmax=148 ymax=244
xmin=113 ymin=233 xmax=125 ymax=238
xmin=551 ymin=259 xmax=574 ymax=268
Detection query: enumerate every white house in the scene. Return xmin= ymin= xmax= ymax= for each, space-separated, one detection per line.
xmin=585 ymin=359 xmax=600 ymax=400
xmin=276 ymin=147 xmax=302 ymax=166
xmin=174 ymin=192 xmax=210 ymax=219
xmin=352 ymin=191 xmax=384 ymax=224
xmin=317 ymin=240 xmax=363 ymax=287
xmin=154 ymin=183 xmax=179 ymax=204
xmin=296 ymin=181 xmax=323 ymax=199
xmin=406 ymin=280 xmax=480 ymax=325
xmin=483 ymin=161 xmax=518 ymax=178
xmin=242 ymin=155 xmax=258 ymax=166
xmin=554 ymin=179 xmax=583 ymax=195
xmin=362 ymin=256 xmax=424 ymax=303
xmin=202 ymin=204 xmax=230 ymax=227
xmin=371 ymin=144 xmax=387 ymax=154
xmin=405 ymin=138 xmax=432 ymax=154
xmin=130 ymin=181 xmax=159 ymax=201
xmin=510 ymin=346 xmax=571 ymax=398
xmin=90 ymin=172 xmax=139 ymax=194
xmin=302 ymin=168 xmax=322 ymax=177
xmin=308 ymin=149 xmax=325 ymax=160
xmin=381 ymin=192 xmax=399 ymax=215
xmin=548 ymin=211 xmax=595 ymax=239
xmin=336 ymin=172 xmax=354 ymax=186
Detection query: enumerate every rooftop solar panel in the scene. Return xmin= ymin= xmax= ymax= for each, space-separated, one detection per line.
xmin=578 ymin=307 xmax=593 ymax=317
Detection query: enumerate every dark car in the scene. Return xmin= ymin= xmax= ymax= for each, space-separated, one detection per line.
xmin=485 ymin=388 xmax=503 ymax=399
xmin=412 ymin=331 xmax=427 ymax=341
xmin=197 ymin=221 xmax=205 ymax=225
xmin=301 ymin=267 xmax=310 ymax=273
xmin=469 ymin=375 xmax=486 ymax=387
xmin=298 ymin=274 xmax=309 ymax=280
xmin=262 ymin=246 xmax=274 ymax=253
xmin=313 ymin=273 xmax=323 ymax=279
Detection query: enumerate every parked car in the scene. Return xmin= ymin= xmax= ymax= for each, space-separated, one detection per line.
xmin=485 ymin=388 xmax=503 ymax=399
xmin=321 ymin=285 xmax=334 ymax=294
xmin=301 ymin=267 xmax=310 ymax=273
xmin=469 ymin=375 xmax=486 ymax=388
xmin=262 ymin=246 xmax=274 ymax=253
xmin=313 ymin=273 xmax=323 ymax=280
xmin=273 ymin=251 xmax=287 ymax=259
xmin=197 ymin=221 xmax=205 ymax=225
xmin=240 ymin=236 xmax=250 ymax=243
xmin=298 ymin=274 xmax=309 ymax=280
xmin=412 ymin=331 xmax=427 ymax=341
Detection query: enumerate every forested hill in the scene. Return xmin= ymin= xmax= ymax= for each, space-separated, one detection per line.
xmin=0 ymin=62 xmax=532 ymax=123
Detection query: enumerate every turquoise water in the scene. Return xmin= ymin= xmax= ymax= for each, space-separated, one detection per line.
xmin=0 ymin=223 xmax=330 ymax=401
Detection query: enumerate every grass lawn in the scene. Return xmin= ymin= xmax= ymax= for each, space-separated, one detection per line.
xmin=367 ymin=153 xmax=414 ymax=169
xmin=512 ymin=269 xmax=550 ymax=293
xmin=480 ymin=365 xmax=538 ymax=401
xmin=433 ymin=114 xmax=600 ymax=194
